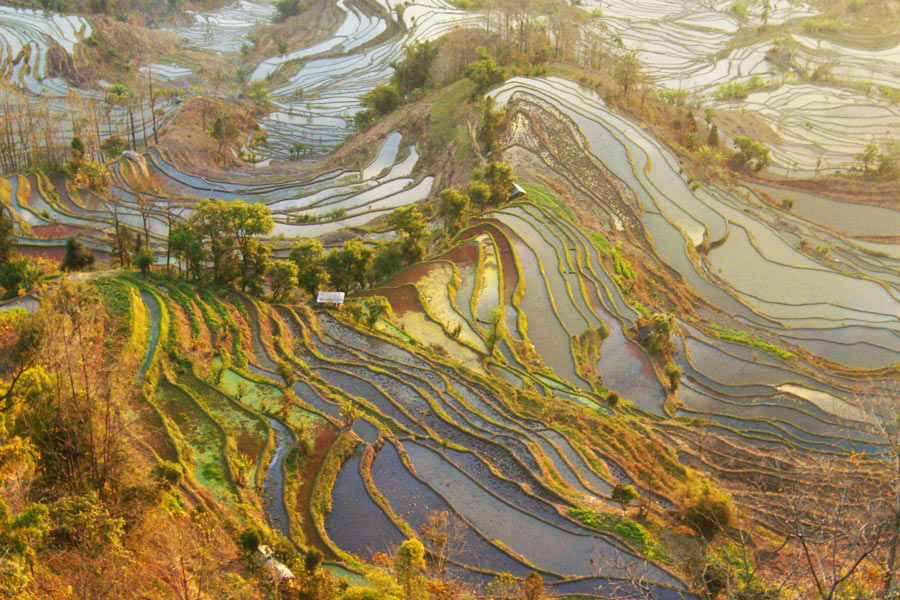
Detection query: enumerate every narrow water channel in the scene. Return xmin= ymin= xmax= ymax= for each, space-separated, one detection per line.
xmin=263 ymin=415 xmax=295 ymax=540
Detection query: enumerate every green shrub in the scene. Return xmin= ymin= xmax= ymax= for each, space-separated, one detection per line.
xmin=613 ymin=519 xmax=650 ymax=548
xmin=239 ymin=526 xmax=263 ymax=552
xmin=0 ymin=257 xmax=45 ymax=296
xmin=201 ymin=462 xmax=224 ymax=483
xmin=102 ymin=135 xmax=126 ymax=158
xmin=569 ymin=508 xmax=668 ymax=561
xmin=611 ymin=242 xmax=635 ymax=279
xmin=802 ymin=14 xmax=842 ymax=33
xmin=708 ymin=324 xmax=794 ymax=361
xmin=729 ymin=0 xmax=749 ymax=20
xmin=304 ymin=548 xmax=323 ymax=573
xmin=664 ymin=362 xmax=683 ymax=391
xmin=341 ymin=587 xmax=384 ymax=600
xmin=682 ymin=483 xmax=734 ymax=540
xmin=641 ymin=313 xmax=676 ymax=356
xmin=715 ymin=76 xmax=766 ymax=101
xmin=656 ymin=89 xmax=689 ymax=106
xmin=273 ymin=0 xmax=309 ymax=22
xmin=606 ymin=391 xmax=620 ymax=407
xmin=151 ymin=461 xmax=183 ymax=490
xmin=466 ymin=47 xmax=508 ymax=96
xmin=731 ymin=136 xmax=772 ymax=172
xmin=135 ymin=247 xmax=153 ymax=277
xmin=612 ymin=484 xmax=638 ymax=512
xmin=61 ymin=237 xmax=95 ymax=272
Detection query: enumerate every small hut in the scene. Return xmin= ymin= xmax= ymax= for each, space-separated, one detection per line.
xmin=317 ymin=291 xmax=345 ymax=309
xmin=509 ymin=182 xmax=527 ymax=200
xmin=256 ymin=545 xmax=295 ymax=583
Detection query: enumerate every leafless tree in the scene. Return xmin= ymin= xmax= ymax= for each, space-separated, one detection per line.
xmin=420 ymin=509 xmax=469 ymax=580
xmin=730 ymin=388 xmax=900 ymax=600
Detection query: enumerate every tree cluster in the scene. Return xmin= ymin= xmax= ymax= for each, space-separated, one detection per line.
xmin=477 ymin=96 xmax=507 ymax=156
xmin=169 ymin=198 xmax=274 ymax=294
xmin=0 ymin=209 xmax=55 ymax=297
xmin=273 ymin=0 xmax=311 ymax=22
xmin=356 ymin=41 xmax=439 ymax=128
xmin=466 ymin=46 xmax=508 ymax=96
xmin=0 ymin=283 xmax=278 ymax=598
xmin=61 ymin=236 xmax=96 ymax=271
xmin=857 ymin=140 xmax=900 ymax=179
xmin=638 ymin=312 xmax=677 ymax=358
xmin=438 ymin=162 xmax=514 ymax=238
xmin=288 ymin=205 xmax=429 ymax=299
xmin=730 ymin=136 xmax=773 ymax=173
xmin=0 ymin=73 xmax=176 ymax=177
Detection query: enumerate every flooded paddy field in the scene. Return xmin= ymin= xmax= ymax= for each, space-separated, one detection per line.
xmin=9 ymin=0 xmax=900 ymax=595
xmin=570 ymin=0 xmax=900 ymax=173
xmin=482 ymin=75 xmax=899 ymax=462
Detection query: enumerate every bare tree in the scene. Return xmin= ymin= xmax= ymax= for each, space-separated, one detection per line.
xmin=160 ymin=196 xmax=185 ymax=273
xmin=420 ymin=510 xmax=469 ymax=581
xmin=104 ymin=194 xmax=132 ymax=267
xmin=150 ymin=509 xmax=221 ymax=600
xmin=38 ymin=282 xmax=133 ymax=498
xmin=772 ymin=456 xmax=885 ymax=600
xmin=594 ymin=548 xmax=668 ymax=600
xmin=733 ymin=393 xmax=900 ymax=600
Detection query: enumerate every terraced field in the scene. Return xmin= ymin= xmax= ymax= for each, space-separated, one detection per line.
xmin=0 ymin=8 xmax=185 ymax=171
xmin=152 ymin=0 xmax=478 ymax=157
xmin=581 ymin=0 xmax=813 ymax=94
xmin=256 ymin=0 xmax=478 ymax=157
xmin=175 ymin=0 xmax=276 ymax=53
xmin=4 ymin=128 xmax=433 ymax=255
xmin=0 ymin=5 xmax=91 ymax=94
xmin=6 ymin=0 xmax=900 ymax=595
xmin=483 ymin=77 xmax=900 ymax=455
xmin=90 ymin=274 xmax=703 ymax=596
xmin=11 ymin=0 xmax=892 ymax=172
xmin=573 ymin=0 xmax=900 ymax=173
xmin=1 ymin=0 xmax=894 ymax=433
xmin=6 ymin=0 xmax=900 ymax=172
xmin=84 ymin=170 xmax=891 ymax=592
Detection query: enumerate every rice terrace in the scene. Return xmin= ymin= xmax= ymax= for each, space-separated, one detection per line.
xmin=3 ymin=0 xmax=900 ymax=597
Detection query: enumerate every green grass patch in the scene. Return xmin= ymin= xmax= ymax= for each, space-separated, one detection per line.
xmin=611 ymin=246 xmax=635 ymax=280
xmin=93 ymin=277 xmax=133 ymax=336
xmin=590 ymin=232 xmax=611 ymax=253
xmin=430 ymin=78 xmax=476 ymax=159
xmin=590 ymin=232 xmax=635 ymax=280
xmin=156 ymin=380 xmax=238 ymax=505
xmin=708 ymin=324 xmax=794 ymax=361
xmin=714 ymin=75 xmax=767 ymax=101
xmin=520 ymin=183 xmax=577 ymax=223
xmin=802 ymin=13 xmax=842 ymax=33
xmin=569 ymin=508 xmax=670 ymax=563
xmin=184 ymin=375 xmax=269 ymax=485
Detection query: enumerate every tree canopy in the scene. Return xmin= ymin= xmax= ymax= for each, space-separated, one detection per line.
xmin=731 ymin=136 xmax=772 ymax=172
xmin=438 ymin=187 xmax=470 ymax=236
xmin=290 ymin=237 xmax=330 ymax=297
xmin=466 ymin=47 xmax=508 ymax=96
xmin=390 ymin=40 xmax=438 ymax=97
xmin=169 ymin=199 xmax=273 ymax=292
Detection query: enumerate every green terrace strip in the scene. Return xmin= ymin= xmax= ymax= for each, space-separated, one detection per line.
xmin=707 ymin=323 xmax=796 ymax=362
xmin=590 ymin=231 xmax=636 ymax=281
xmin=520 ymin=182 xmax=578 ymax=224
xmin=567 ymin=508 xmax=671 ymax=564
